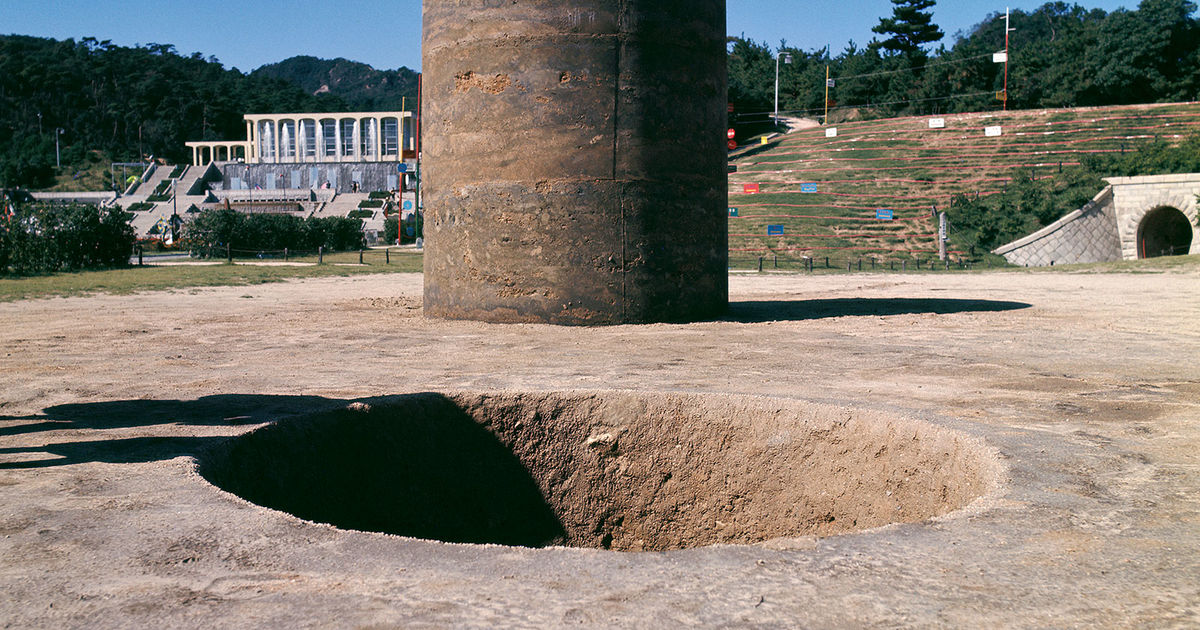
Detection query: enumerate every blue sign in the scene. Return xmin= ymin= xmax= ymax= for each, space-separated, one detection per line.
xmin=398 ymin=163 xmax=408 ymax=173
xmin=800 ymin=183 xmax=818 ymax=193
xmin=403 ymin=200 xmax=414 ymax=210
xmin=876 ymin=208 xmax=894 ymax=221
xmin=728 ymin=207 xmax=739 ymax=217
xmin=767 ymin=225 xmax=785 ymax=236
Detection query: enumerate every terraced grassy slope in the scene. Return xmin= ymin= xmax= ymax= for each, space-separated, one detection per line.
xmin=728 ymin=102 xmax=1200 ymax=269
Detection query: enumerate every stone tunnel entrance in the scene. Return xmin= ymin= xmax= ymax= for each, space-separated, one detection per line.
xmin=1137 ymin=206 xmax=1194 ymax=258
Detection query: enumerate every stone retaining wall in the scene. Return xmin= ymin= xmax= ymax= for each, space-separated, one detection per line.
xmin=995 ymin=173 xmax=1200 ymax=266
xmin=993 ymin=187 xmax=1122 ymax=266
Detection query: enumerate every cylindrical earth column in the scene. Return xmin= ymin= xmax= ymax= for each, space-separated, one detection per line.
xmin=422 ymin=0 xmax=728 ymax=325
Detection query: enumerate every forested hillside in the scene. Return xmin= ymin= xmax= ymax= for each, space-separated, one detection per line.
xmin=0 ymin=36 xmax=349 ymax=189
xmin=252 ymin=56 xmax=419 ymax=112
xmin=3 ymin=1 xmax=1198 ymax=192
xmin=730 ymin=0 xmax=1200 ymax=120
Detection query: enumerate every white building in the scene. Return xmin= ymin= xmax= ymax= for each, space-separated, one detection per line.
xmin=186 ymin=111 xmax=416 ymax=166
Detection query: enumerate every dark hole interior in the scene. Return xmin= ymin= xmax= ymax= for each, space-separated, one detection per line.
xmin=1139 ymin=206 xmax=1193 ymax=258
xmin=199 ymin=392 xmax=997 ymax=551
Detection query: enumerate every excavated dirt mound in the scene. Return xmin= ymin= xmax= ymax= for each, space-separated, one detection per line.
xmin=199 ymin=391 xmax=1000 ymax=551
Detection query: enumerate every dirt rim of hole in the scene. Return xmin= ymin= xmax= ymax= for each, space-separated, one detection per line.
xmin=197 ymin=391 xmax=1005 ymax=552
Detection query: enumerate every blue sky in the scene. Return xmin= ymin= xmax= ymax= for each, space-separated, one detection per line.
xmin=1 ymin=1 xmax=1139 ymax=72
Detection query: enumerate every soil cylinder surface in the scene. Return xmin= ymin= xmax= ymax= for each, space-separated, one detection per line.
xmin=422 ymin=0 xmax=728 ymax=325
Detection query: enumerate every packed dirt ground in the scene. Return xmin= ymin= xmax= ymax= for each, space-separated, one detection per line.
xmin=1 ymin=268 xmax=1198 ymax=627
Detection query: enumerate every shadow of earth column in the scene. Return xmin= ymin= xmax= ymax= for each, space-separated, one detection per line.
xmin=422 ymin=0 xmax=728 ymax=325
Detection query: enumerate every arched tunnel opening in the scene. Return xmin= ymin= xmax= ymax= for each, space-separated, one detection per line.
xmin=1138 ymin=206 xmax=1194 ymax=258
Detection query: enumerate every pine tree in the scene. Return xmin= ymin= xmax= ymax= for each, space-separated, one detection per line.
xmin=872 ymin=0 xmax=945 ymax=56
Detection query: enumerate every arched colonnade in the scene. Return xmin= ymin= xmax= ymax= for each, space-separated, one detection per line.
xmin=188 ymin=111 xmax=415 ymax=166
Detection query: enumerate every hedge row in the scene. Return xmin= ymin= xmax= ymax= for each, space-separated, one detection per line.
xmin=183 ymin=208 xmax=365 ymax=257
xmin=0 ymin=203 xmax=135 ymax=275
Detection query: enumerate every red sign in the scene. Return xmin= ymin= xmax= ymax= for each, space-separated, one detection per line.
xmin=727 ymin=103 xmax=735 ymax=113
xmin=727 ymin=139 xmax=738 ymax=151
xmin=743 ymin=183 xmax=760 ymax=194
xmin=727 ymin=128 xmax=736 ymax=139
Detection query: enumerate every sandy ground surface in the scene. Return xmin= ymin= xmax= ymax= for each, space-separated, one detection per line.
xmin=1 ymin=269 xmax=1198 ymax=628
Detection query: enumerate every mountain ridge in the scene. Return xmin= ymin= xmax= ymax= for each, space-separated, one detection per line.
xmin=252 ymin=56 xmax=419 ymax=112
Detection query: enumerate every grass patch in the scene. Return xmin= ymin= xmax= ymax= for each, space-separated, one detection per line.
xmin=0 ymin=250 xmax=424 ymax=302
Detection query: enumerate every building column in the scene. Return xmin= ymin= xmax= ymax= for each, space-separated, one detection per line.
xmin=335 ymin=120 xmax=344 ymax=163
xmin=374 ymin=116 xmax=383 ymax=161
xmin=272 ymin=118 xmax=281 ymax=164
xmin=353 ymin=118 xmax=362 ymax=161
xmin=247 ymin=121 xmax=255 ymax=164
xmin=295 ymin=117 xmax=304 ymax=162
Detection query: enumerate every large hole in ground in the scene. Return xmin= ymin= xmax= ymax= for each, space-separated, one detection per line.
xmin=199 ymin=392 xmax=1000 ymax=551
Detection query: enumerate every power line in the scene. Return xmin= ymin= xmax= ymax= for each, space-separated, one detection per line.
xmin=830 ymin=52 xmax=995 ymax=83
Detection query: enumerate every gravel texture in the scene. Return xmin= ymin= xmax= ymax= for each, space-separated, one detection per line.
xmin=1 ymin=269 xmax=1198 ymax=628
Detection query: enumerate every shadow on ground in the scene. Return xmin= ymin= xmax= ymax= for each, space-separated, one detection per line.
xmin=725 ymin=298 xmax=1032 ymax=323
xmin=200 ymin=393 xmax=566 ymax=547
xmin=0 ymin=393 xmax=566 ymax=547
xmin=0 ymin=394 xmax=349 ymax=468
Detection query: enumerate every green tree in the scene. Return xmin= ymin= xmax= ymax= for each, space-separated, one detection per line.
xmin=0 ymin=202 xmax=134 ymax=275
xmin=872 ymin=0 xmax=945 ymax=59
xmin=727 ymin=37 xmax=775 ymax=113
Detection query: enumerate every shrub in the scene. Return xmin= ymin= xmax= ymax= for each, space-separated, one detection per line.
xmin=0 ymin=202 xmax=135 ymax=275
xmin=348 ymin=209 xmax=374 ymax=219
xmin=383 ymin=215 xmax=399 ymax=244
xmin=182 ymin=208 xmax=363 ymax=257
xmin=147 ymin=179 xmax=173 ymax=202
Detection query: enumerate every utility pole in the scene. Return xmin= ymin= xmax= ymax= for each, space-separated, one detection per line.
xmin=824 ymin=65 xmax=832 ymax=125
xmin=414 ymin=73 xmax=423 ymax=243
xmin=1003 ymin=7 xmax=1014 ymax=111
xmin=55 ymin=128 xmax=63 ymax=169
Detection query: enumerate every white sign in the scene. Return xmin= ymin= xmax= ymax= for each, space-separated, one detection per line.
xmin=985 ymin=126 xmax=1003 ymax=137
xmin=993 ymin=51 xmax=1008 ymax=63
xmin=825 ymin=127 xmax=838 ymax=138
xmin=929 ymin=118 xmax=946 ymax=129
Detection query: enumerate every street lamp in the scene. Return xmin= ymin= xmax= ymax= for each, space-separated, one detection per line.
xmin=774 ymin=52 xmax=793 ymax=127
